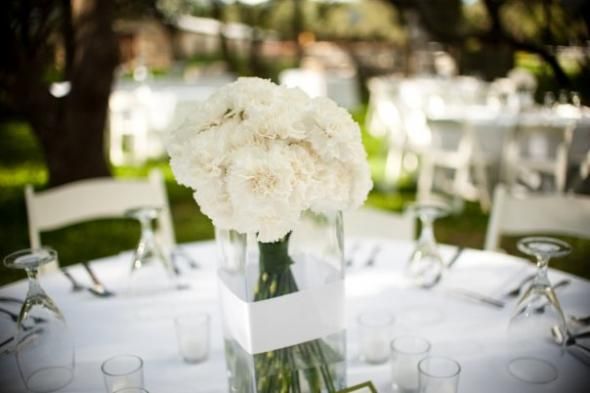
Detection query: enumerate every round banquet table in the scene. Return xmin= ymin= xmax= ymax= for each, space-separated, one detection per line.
xmin=1 ymin=239 xmax=589 ymax=393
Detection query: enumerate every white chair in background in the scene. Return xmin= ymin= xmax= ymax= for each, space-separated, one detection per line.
xmin=365 ymin=77 xmax=402 ymax=139
xmin=108 ymin=89 xmax=150 ymax=166
xmin=25 ymin=169 xmax=175 ymax=271
xmin=344 ymin=206 xmax=415 ymax=241
xmin=365 ymin=77 xmax=413 ymax=186
xmin=279 ymin=68 xmax=326 ymax=98
xmin=503 ymin=121 xmax=572 ymax=193
xmin=418 ymin=117 xmax=492 ymax=211
xmin=484 ymin=185 xmax=590 ymax=251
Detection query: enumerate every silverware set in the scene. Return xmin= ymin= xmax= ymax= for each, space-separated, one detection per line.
xmin=59 ymin=248 xmax=201 ymax=298
xmin=61 ymin=263 xmax=115 ymax=298
xmin=447 ymin=278 xmax=573 ymax=309
xmin=503 ymin=273 xmax=571 ymax=300
xmin=171 ymin=247 xmax=200 ymax=270
xmin=345 ymin=242 xmax=579 ymax=315
xmin=346 ymin=243 xmax=464 ymax=270
xmin=503 ymin=273 xmax=537 ymax=298
xmin=443 ymin=287 xmax=506 ymax=308
xmin=345 ymin=243 xmax=381 ymax=268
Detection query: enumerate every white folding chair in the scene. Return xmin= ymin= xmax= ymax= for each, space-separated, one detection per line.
xmin=503 ymin=121 xmax=571 ymax=193
xmin=484 ymin=185 xmax=590 ymax=251
xmin=25 ymin=169 xmax=175 ymax=271
xmin=344 ymin=206 xmax=415 ymax=241
xmin=418 ymin=117 xmax=492 ymax=211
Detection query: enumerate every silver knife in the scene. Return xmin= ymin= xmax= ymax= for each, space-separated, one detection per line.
xmin=446 ymin=246 xmax=465 ymax=268
xmin=444 ymin=288 xmax=505 ymax=308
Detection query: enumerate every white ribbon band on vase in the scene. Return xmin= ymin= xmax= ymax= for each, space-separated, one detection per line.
xmin=218 ymin=274 xmax=345 ymax=355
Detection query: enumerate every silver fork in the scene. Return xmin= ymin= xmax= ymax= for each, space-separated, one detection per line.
xmin=503 ymin=273 xmax=537 ymax=298
xmin=62 ymin=267 xmax=112 ymax=298
xmin=364 ymin=245 xmax=381 ymax=267
xmin=60 ymin=268 xmax=86 ymax=292
xmin=81 ymin=262 xmax=116 ymax=297
xmin=570 ymin=314 xmax=590 ymax=327
xmin=446 ymin=246 xmax=465 ymax=269
xmin=345 ymin=243 xmax=360 ymax=267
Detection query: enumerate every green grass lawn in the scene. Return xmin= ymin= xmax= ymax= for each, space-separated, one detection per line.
xmin=1 ymin=115 xmax=589 ymax=286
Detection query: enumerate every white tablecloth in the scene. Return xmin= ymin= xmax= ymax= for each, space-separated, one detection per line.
xmin=1 ymin=240 xmax=589 ymax=393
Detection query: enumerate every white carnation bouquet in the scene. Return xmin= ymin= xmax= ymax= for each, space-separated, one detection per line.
xmin=168 ymin=77 xmax=372 ymax=393
xmin=167 ymin=77 xmax=372 ymax=243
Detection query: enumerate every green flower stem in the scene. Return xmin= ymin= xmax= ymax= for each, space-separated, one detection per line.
xmin=253 ymin=233 xmax=337 ymax=393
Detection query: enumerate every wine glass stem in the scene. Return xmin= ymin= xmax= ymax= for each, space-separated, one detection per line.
xmin=533 ymin=256 xmax=550 ymax=288
xmin=534 ymin=255 xmax=567 ymax=327
xmin=25 ymin=268 xmax=44 ymax=298
xmin=140 ymin=218 xmax=154 ymax=240
xmin=419 ymin=218 xmax=436 ymax=246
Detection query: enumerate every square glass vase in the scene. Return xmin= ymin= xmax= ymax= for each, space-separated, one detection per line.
xmin=215 ymin=211 xmax=346 ymax=393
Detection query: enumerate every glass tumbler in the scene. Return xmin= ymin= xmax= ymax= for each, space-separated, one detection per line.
xmin=391 ymin=336 xmax=431 ymax=393
xmin=358 ymin=310 xmax=395 ymax=364
xmin=175 ymin=313 xmax=210 ymax=363
xmin=418 ymin=356 xmax=461 ymax=393
xmin=101 ymin=354 xmax=144 ymax=393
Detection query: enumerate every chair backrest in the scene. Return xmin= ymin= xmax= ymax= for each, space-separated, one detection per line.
xmin=25 ymin=169 xmax=175 ymax=265
xmin=484 ymin=185 xmax=590 ymax=251
xmin=344 ymin=206 xmax=415 ymax=241
xmin=426 ymin=118 xmax=467 ymax=153
xmin=513 ymin=123 xmax=567 ymax=161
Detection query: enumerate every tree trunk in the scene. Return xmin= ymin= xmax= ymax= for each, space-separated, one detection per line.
xmin=212 ymin=0 xmax=235 ymax=74
xmin=38 ymin=0 xmax=118 ymax=186
xmin=292 ymin=0 xmax=304 ymax=65
xmin=2 ymin=0 xmax=121 ymax=186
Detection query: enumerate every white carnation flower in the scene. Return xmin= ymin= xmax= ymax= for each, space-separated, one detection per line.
xmin=226 ymin=142 xmax=298 ymax=211
xmin=302 ymin=97 xmax=360 ymax=161
xmin=192 ymin=180 xmax=233 ymax=229
xmin=167 ymin=77 xmax=373 ymax=242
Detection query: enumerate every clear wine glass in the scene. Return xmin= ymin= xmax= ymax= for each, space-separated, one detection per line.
xmin=3 ymin=247 xmax=75 ymax=392
xmin=406 ymin=203 xmax=450 ymax=288
xmin=507 ymin=236 xmax=571 ymax=384
xmin=125 ymin=206 xmax=176 ymax=294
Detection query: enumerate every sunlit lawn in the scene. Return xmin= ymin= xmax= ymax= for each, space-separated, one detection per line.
xmin=1 ymin=115 xmax=588 ymax=286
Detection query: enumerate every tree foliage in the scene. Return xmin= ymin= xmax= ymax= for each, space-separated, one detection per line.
xmin=389 ymin=0 xmax=590 ymax=86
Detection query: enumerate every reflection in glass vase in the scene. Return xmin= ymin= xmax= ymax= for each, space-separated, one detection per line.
xmin=4 ymin=247 xmax=75 ymax=392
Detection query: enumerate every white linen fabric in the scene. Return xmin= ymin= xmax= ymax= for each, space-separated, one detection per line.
xmin=0 ymin=240 xmax=589 ymax=393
